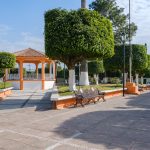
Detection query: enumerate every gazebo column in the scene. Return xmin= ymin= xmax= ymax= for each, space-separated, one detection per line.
xmin=19 ymin=61 xmax=23 ymax=90
xmin=49 ymin=63 xmax=52 ymax=79
xmin=41 ymin=62 xmax=45 ymax=90
xmin=47 ymin=63 xmax=50 ymax=80
xmin=35 ymin=63 xmax=39 ymax=79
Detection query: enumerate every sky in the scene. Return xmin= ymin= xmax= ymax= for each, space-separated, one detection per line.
xmin=0 ymin=0 xmax=150 ymax=54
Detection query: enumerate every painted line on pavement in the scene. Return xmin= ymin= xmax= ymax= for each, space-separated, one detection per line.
xmin=5 ymin=129 xmax=47 ymax=140
xmin=45 ymin=132 xmax=82 ymax=150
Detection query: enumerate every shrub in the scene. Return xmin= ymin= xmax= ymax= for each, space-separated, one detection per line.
xmin=109 ymin=77 xmax=121 ymax=84
xmin=0 ymin=52 xmax=16 ymax=68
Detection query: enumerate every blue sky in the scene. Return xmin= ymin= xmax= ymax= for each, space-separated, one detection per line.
xmin=0 ymin=0 xmax=150 ymax=53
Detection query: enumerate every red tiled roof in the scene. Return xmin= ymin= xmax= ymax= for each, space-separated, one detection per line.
xmin=14 ymin=48 xmax=45 ymax=57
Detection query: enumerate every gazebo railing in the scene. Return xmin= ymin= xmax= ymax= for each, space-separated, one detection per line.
xmin=8 ymin=73 xmax=55 ymax=80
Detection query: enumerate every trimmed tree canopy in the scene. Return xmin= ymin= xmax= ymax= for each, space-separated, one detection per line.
xmin=0 ymin=52 xmax=16 ymax=69
xmin=144 ymin=54 xmax=150 ymax=77
xmin=45 ymin=8 xmax=114 ymax=69
xmin=104 ymin=44 xmax=147 ymax=74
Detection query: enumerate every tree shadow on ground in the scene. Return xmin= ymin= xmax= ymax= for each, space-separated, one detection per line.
xmin=35 ymin=91 xmax=52 ymax=111
xmin=53 ymin=92 xmax=150 ymax=150
xmin=126 ymin=92 xmax=150 ymax=109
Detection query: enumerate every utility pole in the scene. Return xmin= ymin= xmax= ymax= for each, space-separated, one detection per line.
xmin=129 ymin=0 xmax=132 ymax=82
xmin=81 ymin=0 xmax=86 ymax=8
xmin=122 ymin=29 xmax=126 ymax=97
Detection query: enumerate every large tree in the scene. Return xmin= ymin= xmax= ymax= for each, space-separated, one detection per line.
xmin=104 ymin=44 xmax=147 ymax=85
xmin=143 ymin=55 xmax=150 ymax=78
xmin=89 ymin=0 xmax=138 ymax=44
xmin=45 ymin=8 xmax=114 ymax=90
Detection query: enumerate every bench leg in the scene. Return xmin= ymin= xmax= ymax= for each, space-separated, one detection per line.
xmin=102 ymin=96 xmax=106 ymax=102
xmin=74 ymin=99 xmax=84 ymax=107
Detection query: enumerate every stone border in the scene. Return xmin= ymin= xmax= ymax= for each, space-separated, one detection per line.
xmin=51 ymin=87 xmax=127 ymax=109
xmin=0 ymin=87 xmax=13 ymax=100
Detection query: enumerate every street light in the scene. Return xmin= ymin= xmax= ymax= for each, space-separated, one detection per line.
xmin=129 ymin=0 xmax=132 ymax=82
xmin=122 ymin=29 xmax=126 ymax=97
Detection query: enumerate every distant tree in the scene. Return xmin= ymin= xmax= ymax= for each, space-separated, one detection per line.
xmin=0 ymin=52 xmax=16 ymax=69
xmin=144 ymin=55 xmax=150 ymax=78
xmin=104 ymin=44 xmax=147 ymax=84
xmin=45 ymin=8 xmax=114 ymax=90
xmin=88 ymin=60 xmax=104 ymax=84
xmin=89 ymin=0 xmax=138 ymax=44
xmin=0 ymin=52 xmax=16 ymax=87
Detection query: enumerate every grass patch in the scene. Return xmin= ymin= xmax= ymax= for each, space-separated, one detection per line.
xmin=58 ymin=84 xmax=122 ymax=96
xmin=0 ymin=82 xmax=12 ymax=89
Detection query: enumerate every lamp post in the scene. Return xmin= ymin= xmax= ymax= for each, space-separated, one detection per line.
xmin=64 ymin=63 xmax=66 ymax=84
xmin=122 ymin=29 xmax=126 ymax=97
xmin=129 ymin=0 xmax=132 ymax=82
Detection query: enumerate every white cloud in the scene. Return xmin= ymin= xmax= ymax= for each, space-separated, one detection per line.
xmin=116 ymin=0 xmax=150 ymax=53
xmin=0 ymin=27 xmax=44 ymax=53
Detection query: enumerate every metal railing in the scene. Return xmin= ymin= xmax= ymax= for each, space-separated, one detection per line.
xmin=8 ymin=73 xmax=55 ymax=81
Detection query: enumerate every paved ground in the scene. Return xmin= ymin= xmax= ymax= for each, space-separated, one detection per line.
xmin=0 ymin=90 xmax=150 ymax=150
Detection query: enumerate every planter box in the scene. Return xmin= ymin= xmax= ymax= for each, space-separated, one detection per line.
xmin=0 ymin=87 xmax=13 ymax=100
xmin=51 ymin=88 xmax=127 ymax=109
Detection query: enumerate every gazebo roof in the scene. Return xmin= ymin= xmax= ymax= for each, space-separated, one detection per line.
xmin=14 ymin=48 xmax=52 ymax=63
xmin=14 ymin=48 xmax=45 ymax=57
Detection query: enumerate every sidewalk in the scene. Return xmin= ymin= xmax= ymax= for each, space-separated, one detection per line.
xmin=0 ymin=91 xmax=150 ymax=149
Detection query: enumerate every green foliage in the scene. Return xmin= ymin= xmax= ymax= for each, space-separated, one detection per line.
xmin=88 ymin=59 xmax=105 ymax=75
xmin=0 ymin=82 xmax=12 ymax=89
xmin=144 ymin=55 xmax=150 ymax=77
xmin=45 ymin=8 xmax=114 ymax=69
xmin=106 ymin=70 xmax=122 ymax=78
xmin=89 ymin=0 xmax=137 ymax=44
xmin=0 ymin=69 xmax=4 ymax=78
xmin=0 ymin=52 xmax=16 ymax=69
xmin=57 ymin=68 xmax=69 ymax=79
xmin=104 ymin=44 xmax=147 ymax=74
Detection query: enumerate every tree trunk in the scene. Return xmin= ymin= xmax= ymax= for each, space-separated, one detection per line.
xmin=141 ymin=76 xmax=144 ymax=85
xmin=135 ymin=73 xmax=139 ymax=86
xmin=94 ymin=74 xmax=99 ymax=85
xmin=79 ymin=60 xmax=89 ymax=85
xmin=79 ymin=0 xmax=89 ymax=86
xmin=69 ymin=69 xmax=76 ymax=91
xmin=103 ymin=77 xmax=108 ymax=84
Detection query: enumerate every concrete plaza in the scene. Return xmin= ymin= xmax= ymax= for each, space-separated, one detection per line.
xmin=0 ymin=90 xmax=150 ymax=150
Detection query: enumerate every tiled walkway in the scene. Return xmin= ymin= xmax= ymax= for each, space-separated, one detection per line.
xmin=0 ymin=91 xmax=150 ymax=150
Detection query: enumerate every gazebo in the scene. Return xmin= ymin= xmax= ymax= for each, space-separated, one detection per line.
xmin=6 ymin=48 xmax=56 ymax=90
